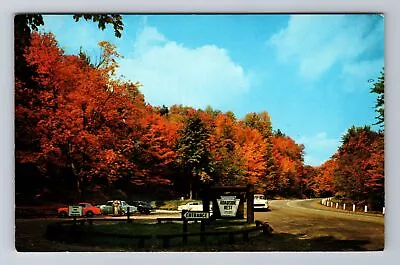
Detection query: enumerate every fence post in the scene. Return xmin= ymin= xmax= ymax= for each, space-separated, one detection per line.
xmin=343 ymin=203 xmax=346 ymax=210
xmin=364 ymin=205 xmax=368 ymax=213
xmin=336 ymin=203 xmax=339 ymax=209
xmin=383 ymin=207 xmax=385 ymax=215
xmin=331 ymin=202 xmax=334 ymax=208
xmin=353 ymin=204 xmax=356 ymax=212
xmin=127 ymin=206 xmax=131 ymax=223
xmin=182 ymin=210 xmax=188 ymax=245
xmin=200 ymin=221 xmax=206 ymax=243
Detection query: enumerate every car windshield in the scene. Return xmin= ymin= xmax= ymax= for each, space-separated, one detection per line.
xmin=255 ymin=195 xmax=264 ymax=200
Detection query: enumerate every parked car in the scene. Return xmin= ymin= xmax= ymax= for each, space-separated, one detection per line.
xmin=177 ymin=201 xmax=213 ymax=213
xmin=253 ymin=194 xmax=269 ymax=211
xmin=99 ymin=200 xmax=137 ymax=215
xmin=57 ymin=202 xmax=101 ymax=218
xmin=130 ymin=201 xmax=153 ymax=214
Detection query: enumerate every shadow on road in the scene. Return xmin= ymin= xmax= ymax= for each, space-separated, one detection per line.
xmin=16 ymin=221 xmax=380 ymax=251
xmin=246 ymin=232 xmax=379 ymax=251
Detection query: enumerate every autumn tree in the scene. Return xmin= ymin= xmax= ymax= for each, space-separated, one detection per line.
xmin=15 ymin=33 xmax=168 ymax=202
xmin=333 ymin=126 xmax=384 ymax=209
xmin=299 ymin=165 xmax=318 ymax=198
xmin=176 ymin=114 xmax=214 ymax=199
xmin=234 ymin=126 xmax=267 ymax=192
xmin=243 ymin=112 xmax=279 ymax=196
xmin=312 ymin=159 xmax=336 ymax=197
xmin=210 ymin=113 xmax=244 ymax=186
xmin=15 ymin=34 xmax=106 ymax=199
xmin=15 ymin=14 xmax=124 ymax=94
xmin=271 ymin=134 xmax=305 ymax=197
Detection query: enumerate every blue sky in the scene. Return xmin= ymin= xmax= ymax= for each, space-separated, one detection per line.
xmin=40 ymin=14 xmax=384 ymax=167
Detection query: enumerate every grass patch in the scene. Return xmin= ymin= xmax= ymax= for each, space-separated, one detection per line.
xmin=90 ymin=219 xmax=252 ymax=235
xmin=68 ymin=219 xmax=257 ymax=250
xmin=16 ymin=218 xmax=377 ymax=251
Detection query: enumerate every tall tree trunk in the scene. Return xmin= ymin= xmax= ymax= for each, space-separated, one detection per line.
xmin=71 ymin=162 xmax=83 ymax=202
xmin=189 ymin=181 xmax=193 ymax=200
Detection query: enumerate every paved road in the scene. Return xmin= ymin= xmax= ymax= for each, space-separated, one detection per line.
xmin=254 ymin=199 xmax=384 ymax=250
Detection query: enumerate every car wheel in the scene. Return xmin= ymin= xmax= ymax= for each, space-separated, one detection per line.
xmin=58 ymin=211 xmax=67 ymax=218
xmin=86 ymin=211 xmax=94 ymax=218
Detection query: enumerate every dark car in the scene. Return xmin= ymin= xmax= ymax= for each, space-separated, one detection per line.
xmin=131 ymin=201 xmax=153 ymax=214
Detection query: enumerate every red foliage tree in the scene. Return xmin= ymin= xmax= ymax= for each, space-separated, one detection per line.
xmin=312 ymin=159 xmax=336 ymax=197
xmin=333 ymin=126 xmax=384 ymax=209
xmin=15 ymin=33 xmax=175 ymax=200
xmin=271 ymin=134 xmax=305 ymax=196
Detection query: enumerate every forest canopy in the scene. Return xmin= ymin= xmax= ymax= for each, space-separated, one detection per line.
xmin=14 ymin=15 xmax=384 ymax=211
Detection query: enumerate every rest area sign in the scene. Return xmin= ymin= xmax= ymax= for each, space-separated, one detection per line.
xmin=68 ymin=205 xmax=83 ymax=217
xmin=217 ymin=195 xmax=240 ymax=217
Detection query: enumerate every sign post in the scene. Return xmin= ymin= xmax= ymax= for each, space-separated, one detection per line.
xmin=181 ymin=210 xmax=210 ymax=245
xmin=181 ymin=210 xmax=188 ymax=244
xmin=68 ymin=205 xmax=83 ymax=228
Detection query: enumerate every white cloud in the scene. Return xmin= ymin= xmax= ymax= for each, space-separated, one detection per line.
xmin=117 ymin=26 xmax=250 ymax=109
xmin=132 ymin=26 xmax=167 ymax=55
xmin=268 ymin=15 xmax=384 ymax=80
xmin=297 ymin=132 xmax=340 ymax=166
xmin=42 ymin=15 xmax=120 ymax=56
xmin=303 ymin=155 xmax=324 ymax=167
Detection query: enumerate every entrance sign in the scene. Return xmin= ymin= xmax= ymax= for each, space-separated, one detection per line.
xmin=68 ymin=205 xmax=83 ymax=217
xmin=183 ymin=211 xmax=210 ymax=219
xmin=217 ymin=196 xmax=240 ymax=217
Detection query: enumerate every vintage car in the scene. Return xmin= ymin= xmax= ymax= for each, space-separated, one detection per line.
xmin=130 ymin=201 xmax=153 ymax=214
xmin=253 ymin=194 xmax=269 ymax=211
xmin=99 ymin=200 xmax=138 ymax=215
xmin=57 ymin=202 xmax=101 ymax=218
xmin=177 ymin=201 xmax=213 ymax=213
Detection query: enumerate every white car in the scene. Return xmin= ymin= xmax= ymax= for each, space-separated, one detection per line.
xmin=99 ymin=200 xmax=138 ymax=215
xmin=253 ymin=194 xmax=269 ymax=211
xmin=178 ymin=201 xmax=213 ymax=213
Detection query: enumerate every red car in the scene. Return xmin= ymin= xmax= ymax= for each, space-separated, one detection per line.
xmin=57 ymin=202 xmax=101 ymax=218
